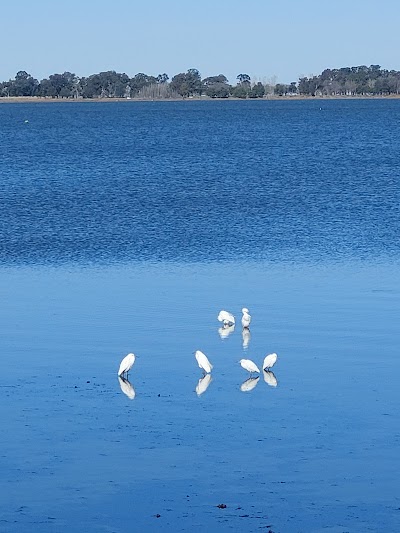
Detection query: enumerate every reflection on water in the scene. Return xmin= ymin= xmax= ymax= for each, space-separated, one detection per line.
xmin=118 ymin=376 xmax=136 ymax=400
xmin=195 ymin=374 xmax=213 ymax=396
xmin=240 ymin=376 xmax=260 ymax=392
xmin=242 ymin=327 xmax=251 ymax=349
xmin=263 ymin=370 xmax=278 ymax=387
xmin=218 ymin=324 xmax=235 ymax=339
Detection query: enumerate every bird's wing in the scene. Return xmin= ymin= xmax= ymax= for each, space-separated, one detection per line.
xmin=202 ymin=353 xmax=213 ymax=373
xmin=118 ymin=356 xmax=129 ymax=375
xmin=218 ymin=310 xmax=235 ymax=324
xmin=263 ymin=353 xmax=277 ymax=369
xmin=195 ymin=351 xmax=201 ymax=368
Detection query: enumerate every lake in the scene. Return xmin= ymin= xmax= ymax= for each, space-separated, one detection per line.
xmin=0 ymin=100 xmax=399 ymax=532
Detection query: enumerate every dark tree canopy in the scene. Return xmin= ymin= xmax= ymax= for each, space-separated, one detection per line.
xmin=1 ymin=64 xmax=399 ymax=100
xmin=297 ymin=65 xmax=400 ymax=96
xmin=249 ymin=82 xmax=265 ymax=98
xmin=170 ymin=69 xmax=202 ymax=97
xmin=202 ymin=74 xmax=231 ymax=98
xmin=236 ymin=73 xmax=251 ymax=86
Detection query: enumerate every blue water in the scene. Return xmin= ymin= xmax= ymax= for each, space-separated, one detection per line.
xmin=0 ymin=100 xmax=399 ymax=532
xmin=1 ymin=99 xmax=399 ymax=264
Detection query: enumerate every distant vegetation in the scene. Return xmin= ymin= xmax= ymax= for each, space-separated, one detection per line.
xmin=1 ymin=65 xmax=399 ymax=99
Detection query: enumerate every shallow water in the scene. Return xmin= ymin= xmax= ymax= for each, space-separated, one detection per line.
xmin=0 ymin=100 xmax=399 ymax=532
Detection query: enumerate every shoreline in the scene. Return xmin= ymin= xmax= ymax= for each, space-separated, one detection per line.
xmin=1 ymin=95 xmax=400 ymax=104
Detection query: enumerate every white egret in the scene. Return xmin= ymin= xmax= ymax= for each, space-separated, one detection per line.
xmin=196 ymin=373 xmax=213 ymax=396
xmin=242 ymin=327 xmax=251 ymax=349
xmin=195 ymin=350 xmax=213 ymax=374
xmin=239 ymin=358 xmax=260 ymax=375
xmin=263 ymin=353 xmax=278 ymax=371
xmin=240 ymin=376 xmax=260 ymax=392
xmin=241 ymin=308 xmax=251 ymax=329
xmin=217 ymin=310 xmax=235 ymax=326
xmin=218 ymin=324 xmax=235 ymax=339
xmin=118 ymin=352 xmax=136 ymax=377
xmin=118 ymin=376 xmax=136 ymax=399
xmin=263 ymin=371 xmax=278 ymax=387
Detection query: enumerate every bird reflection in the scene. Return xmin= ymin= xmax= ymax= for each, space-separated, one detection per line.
xmin=240 ymin=376 xmax=260 ymax=392
xmin=242 ymin=327 xmax=251 ymax=349
xmin=196 ymin=373 xmax=213 ymax=396
xmin=263 ymin=370 xmax=278 ymax=387
xmin=118 ymin=376 xmax=136 ymax=400
xmin=218 ymin=324 xmax=235 ymax=339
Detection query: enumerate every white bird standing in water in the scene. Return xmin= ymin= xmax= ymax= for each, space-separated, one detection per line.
xmin=241 ymin=307 xmax=251 ymax=329
xmin=118 ymin=352 xmax=136 ymax=377
xmin=239 ymin=358 xmax=260 ymax=375
xmin=195 ymin=350 xmax=213 ymax=374
xmin=217 ymin=310 xmax=235 ymax=326
xmin=263 ymin=353 xmax=278 ymax=371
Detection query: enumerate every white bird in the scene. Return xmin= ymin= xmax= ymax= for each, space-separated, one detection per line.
xmin=118 ymin=352 xmax=136 ymax=377
xmin=240 ymin=376 xmax=260 ymax=392
xmin=263 ymin=353 xmax=278 ymax=371
xmin=196 ymin=373 xmax=213 ymax=396
xmin=217 ymin=310 xmax=235 ymax=326
xmin=241 ymin=307 xmax=251 ymax=329
xmin=263 ymin=371 xmax=278 ymax=387
xmin=118 ymin=376 xmax=136 ymax=399
xmin=239 ymin=358 xmax=260 ymax=375
xmin=218 ymin=324 xmax=235 ymax=339
xmin=195 ymin=350 xmax=213 ymax=374
xmin=242 ymin=327 xmax=251 ymax=349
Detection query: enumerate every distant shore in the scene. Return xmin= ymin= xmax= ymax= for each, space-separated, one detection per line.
xmin=1 ymin=95 xmax=400 ymax=104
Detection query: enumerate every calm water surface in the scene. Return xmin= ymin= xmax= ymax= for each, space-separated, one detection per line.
xmin=0 ymin=100 xmax=399 ymax=532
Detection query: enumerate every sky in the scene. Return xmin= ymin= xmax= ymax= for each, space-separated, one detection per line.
xmin=1 ymin=0 xmax=399 ymax=84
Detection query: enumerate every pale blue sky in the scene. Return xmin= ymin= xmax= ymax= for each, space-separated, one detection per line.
xmin=1 ymin=0 xmax=398 ymax=84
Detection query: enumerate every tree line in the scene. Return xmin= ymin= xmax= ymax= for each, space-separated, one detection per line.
xmin=1 ymin=65 xmax=399 ymax=99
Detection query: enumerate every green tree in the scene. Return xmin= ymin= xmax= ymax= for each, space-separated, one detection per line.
xmin=170 ymin=68 xmax=202 ymax=97
xmin=236 ymin=73 xmax=251 ymax=86
xmin=81 ymin=71 xmax=130 ymax=98
xmin=249 ymin=82 xmax=265 ymax=98
xmin=231 ymin=85 xmax=248 ymax=98
xmin=38 ymin=72 xmax=78 ymax=98
xmin=130 ymin=73 xmax=157 ymax=96
xmin=156 ymin=73 xmax=169 ymax=84
xmin=203 ymin=74 xmax=230 ymax=98
xmin=9 ymin=71 xmax=39 ymax=96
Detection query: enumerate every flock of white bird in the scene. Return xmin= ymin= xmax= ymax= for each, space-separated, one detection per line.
xmin=117 ymin=307 xmax=278 ymax=398
xmin=199 ymin=307 xmax=278 ymax=376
